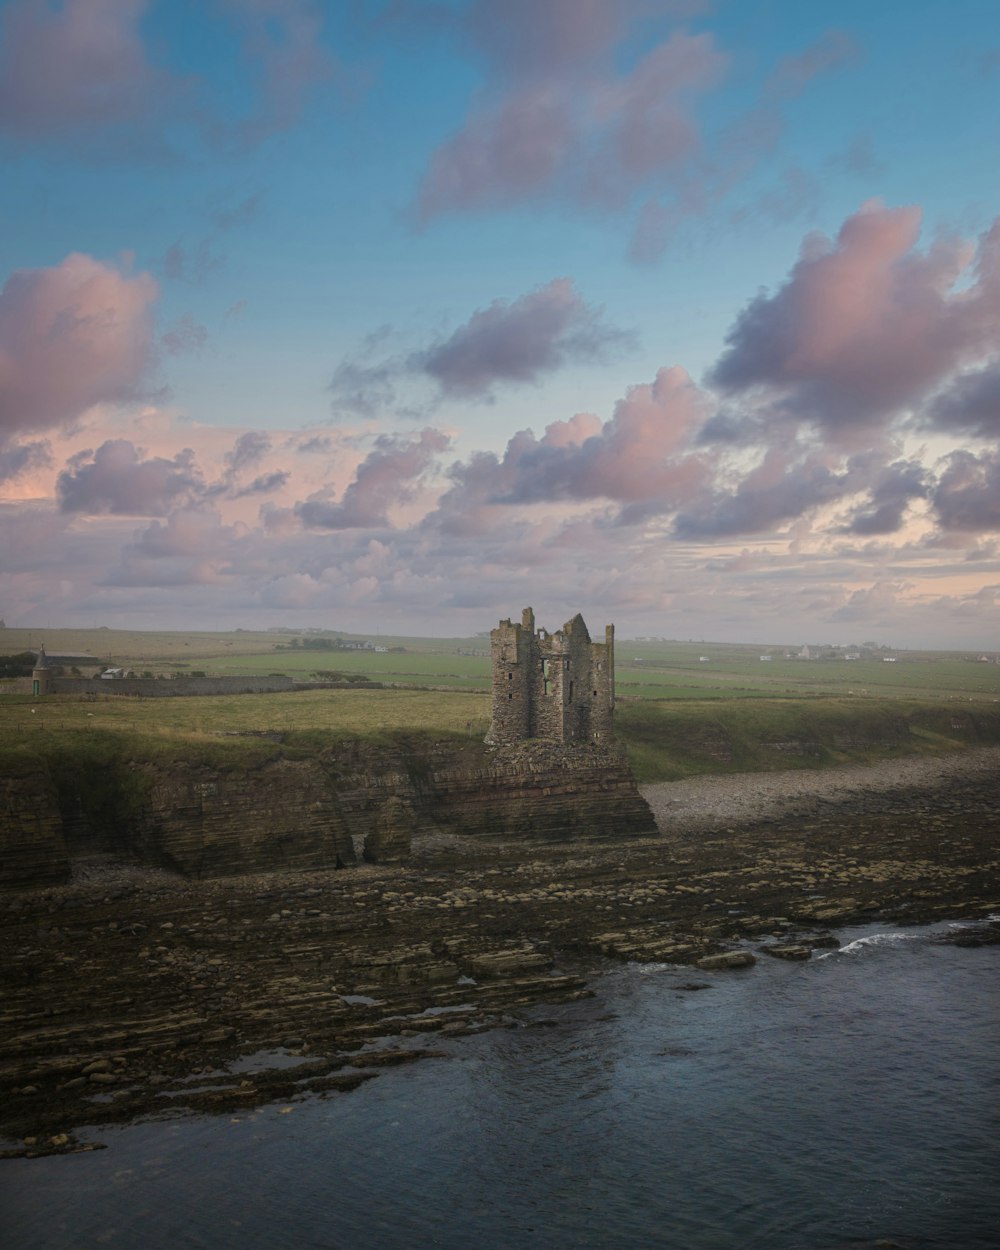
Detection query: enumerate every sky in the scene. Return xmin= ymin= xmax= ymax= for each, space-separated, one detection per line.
xmin=2 ymin=0 xmax=1000 ymax=648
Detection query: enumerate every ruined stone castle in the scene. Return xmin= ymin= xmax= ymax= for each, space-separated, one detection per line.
xmin=485 ymin=608 xmax=615 ymax=747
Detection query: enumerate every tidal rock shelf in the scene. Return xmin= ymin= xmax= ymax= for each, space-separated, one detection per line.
xmin=2 ymin=749 xmax=998 ymax=1153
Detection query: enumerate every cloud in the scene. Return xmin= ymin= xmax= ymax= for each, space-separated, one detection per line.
xmin=708 ymin=204 xmax=1000 ymax=443
xmin=431 ymin=365 xmax=711 ymax=530
xmin=419 ymin=278 xmax=632 ymax=397
xmin=416 ymin=22 xmax=726 ymax=222
xmin=763 ymin=29 xmax=859 ymax=101
xmin=57 ymin=439 xmax=203 ymax=515
xmin=161 ymin=315 xmax=208 ymax=356
xmin=623 ymin=33 xmax=864 ymax=263
xmin=217 ymin=0 xmax=334 ymax=147
xmin=830 ymin=580 xmax=908 ymax=625
xmin=406 ymin=11 xmax=859 ymax=265
xmin=328 ymin=357 xmax=400 ymax=420
xmin=131 ymin=506 xmax=239 ymax=560
xmin=0 ymin=0 xmax=180 ymax=150
xmin=233 ymin=470 xmax=291 ymax=498
xmin=161 ymin=240 xmax=223 ymax=285
xmin=0 ymin=253 xmax=158 ymax=445
xmin=208 ymin=193 xmax=263 ymax=233
xmin=0 ymin=0 xmax=331 ymax=155
xmin=926 ymin=361 xmax=1000 ymax=440
xmin=329 ymin=278 xmax=631 ymax=414
xmin=199 ymin=431 xmax=291 ymax=501
xmin=0 ymin=438 xmax=50 ymax=483
xmin=931 ymin=449 xmax=1000 ymax=533
xmin=673 ymin=445 xmax=858 ymax=539
xmin=101 ymin=504 xmax=262 ymax=594
xmin=838 ymin=458 xmax=929 ymax=536
xmin=296 ymin=427 xmax=450 ymax=529
xmin=224 ymin=431 xmax=271 ymax=476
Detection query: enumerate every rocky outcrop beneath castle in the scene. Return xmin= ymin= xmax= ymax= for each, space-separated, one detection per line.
xmin=430 ymin=741 xmax=656 ymax=841
xmin=0 ymin=738 xmax=655 ymax=888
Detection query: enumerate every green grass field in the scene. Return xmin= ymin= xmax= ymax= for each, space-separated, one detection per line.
xmin=3 ymin=625 xmax=998 ymax=701
xmin=2 ymin=683 xmax=998 ymax=786
xmin=3 ymin=626 xmax=999 ymax=786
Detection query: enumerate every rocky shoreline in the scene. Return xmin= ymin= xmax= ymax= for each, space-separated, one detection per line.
xmin=2 ymin=748 xmax=998 ymax=1156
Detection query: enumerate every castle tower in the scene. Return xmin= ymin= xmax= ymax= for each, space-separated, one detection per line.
xmin=485 ymin=608 xmax=616 ymax=746
xmin=32 ymin=646 xmax=53 ymax=697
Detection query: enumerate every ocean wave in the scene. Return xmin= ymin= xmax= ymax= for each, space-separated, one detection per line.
xmin=817 ymin=930 xmax=920 ymax=959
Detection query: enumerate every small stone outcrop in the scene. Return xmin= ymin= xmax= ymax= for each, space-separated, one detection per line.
xmin=696 ymin=951 xmax=757 ymax=970
xmin=429 ymin=740 xmax=656 ymax=841
xmin=363 ymin=796 xmax=416 ymax=864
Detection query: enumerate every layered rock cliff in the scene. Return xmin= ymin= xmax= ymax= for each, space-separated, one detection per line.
xmin=0 ymin=771 xmax=68 ymax=889
xmin=0 ymin=737 xmax=656 ymax=888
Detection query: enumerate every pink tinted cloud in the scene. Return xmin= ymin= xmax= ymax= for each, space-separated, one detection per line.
xmin=0 ymin=439 xmax=50 ymax=484
xmin=296 ymin=428 xmax=450 ymax=529
xmin=133 ymin=507 xmax=240 ymax=559
xmin=709 ymin=203 xmax=1000 ymax=440
xmin=624 ymin=31 xmax=864 ymax=263
xmin=417 ymin=88 xmax=575 ymax=216
xmin=0 ymin=0 xmax=330 ymax=154
xmin=433 ymin=365 xmax=711 ymax=526
xmin=415 ymin=11 xmax=726 ymax=222
xmin=0 ymin=0 xmax=174 ymax=142
xmin=0 ymin=252 xmax=158 ymax=444
xmin=463 ymin=0 xmax=641 ymax=80
xmin=596 ymin=31 xmax=726 ymax=184
xmin=57 ymin=439 xmax=202 ymax=515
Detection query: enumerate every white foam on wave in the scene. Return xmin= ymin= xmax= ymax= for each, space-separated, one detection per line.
xmin=817 ymin=930 xmax=919 ymax=959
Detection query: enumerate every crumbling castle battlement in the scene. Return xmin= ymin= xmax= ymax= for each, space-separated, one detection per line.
xmin=485 ymin=607 xmax=615 ymax=747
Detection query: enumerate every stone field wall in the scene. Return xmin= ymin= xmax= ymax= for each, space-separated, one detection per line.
xmin=50 ymin=675 xmax=295 ymax=697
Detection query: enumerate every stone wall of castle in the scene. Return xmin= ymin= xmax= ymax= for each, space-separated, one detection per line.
xmin=485 ymin=607 xmax=615 ymax=747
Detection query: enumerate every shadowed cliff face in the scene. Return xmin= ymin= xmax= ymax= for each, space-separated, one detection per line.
xmin=0 ymin=772 xmax=67 ymax=890
xmin=0 ymin=739 xmax=656 ymax=889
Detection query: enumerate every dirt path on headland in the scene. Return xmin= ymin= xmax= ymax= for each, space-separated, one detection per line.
xmin=3 ymin=749 xmax=998 ymax=1153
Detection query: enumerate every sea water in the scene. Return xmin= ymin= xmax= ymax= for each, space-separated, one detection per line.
xmin=3 ymin=919 xmax=998 ymax=1250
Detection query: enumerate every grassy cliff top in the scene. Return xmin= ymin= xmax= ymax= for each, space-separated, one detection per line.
xmin=2 ymin=686 xmax=998 ymax=784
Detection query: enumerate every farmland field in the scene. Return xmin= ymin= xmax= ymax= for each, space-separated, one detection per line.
xmin=2 ymin=621 xmax=999 ymax=785
xmin=3 ymin=625 xmax=998 ymax=702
